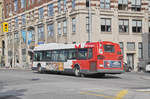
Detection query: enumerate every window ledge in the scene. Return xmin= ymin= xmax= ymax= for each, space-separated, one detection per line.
xmin=132 ymin=32 xmax=142 ymax=35
xmin=72 ymin=32 xmax=76 ymax=35
xmin=101 ymin=32 xmax=112 ymax=34
xmin=119 ymin=32 xmax=129 ymax=35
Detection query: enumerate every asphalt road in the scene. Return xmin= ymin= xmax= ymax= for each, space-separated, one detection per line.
xmin=0 ymin=69 xmax=150 ymax=99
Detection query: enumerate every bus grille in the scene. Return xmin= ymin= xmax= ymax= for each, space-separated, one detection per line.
xmin=90 ymin=62 xmax=97 ymax=72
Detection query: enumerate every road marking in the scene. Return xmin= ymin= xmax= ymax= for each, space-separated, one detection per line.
xmin=136 ymin=89 xmax=150 ymax=92
xmin=114 ymin=90 xmax=128 ymax=99
xmin=80 ymin=91 xmax=115 ymax=99
xmin=80 ymin=89 xmax=128 ymax=99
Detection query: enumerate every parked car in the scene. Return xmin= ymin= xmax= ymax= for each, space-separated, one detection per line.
xmin=145 ymin=63 xmax=150 ymax=72
xmin=123 ymin=62 xmax=132 ymax=72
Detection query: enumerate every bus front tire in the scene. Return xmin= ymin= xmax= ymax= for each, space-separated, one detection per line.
xmin=38 ymin=66 xmax=43 ymax=73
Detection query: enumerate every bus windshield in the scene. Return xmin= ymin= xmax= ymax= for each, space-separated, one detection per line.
xmin=104 ymin=45 xmax=115 ymax=53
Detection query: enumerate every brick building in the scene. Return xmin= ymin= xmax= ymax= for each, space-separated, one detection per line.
xmin=3 ymin=0 xmax=150 ymax=71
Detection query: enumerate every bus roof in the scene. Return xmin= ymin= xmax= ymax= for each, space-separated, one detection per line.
xmin=34 ymin=43 xmax=85 ymax=51
xmin=33 ymin=41 xmax=118 ymax=51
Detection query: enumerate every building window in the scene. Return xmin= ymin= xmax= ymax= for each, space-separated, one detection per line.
xmin=48 ymin=4 xmax=54 ymax=16
xmin=21 ymin=0 xmax=25 ymax=8
xmin=119 ymin=19 xmax=129 ymax=33
xmin=72 ymin=18 xmax=76 ymax=33
xmin=38 ymin=0 xmax=41 ymax=2
xmin=32 ymin=0 xmax=35 ymax=4
xmin=21 ymin=14 xmax=26 ymax=25
xmin=58 ymin=22 xmax=61 ymax=35
xmin=131 ymin=0 xmax=141 ymax=11
xmin=64 ymin=0 xmax=67 ymax=12
xmin=39 ymin=7 xmax=44 ymax=19
xmin=72 ymin=0 xmax=75 ymax=9
xmin=7 ymin=34 xmax=10 ymax=44
xmin=63 ymin=20 xmax=67 ymax=35
xmin=38 ymin=26 xmax=44 ymax=40
xmin=9 ymin=4 xmax=12 ymax=15
xmin=28 ymin=30 xmax=35 ymax=42
xmin=14 ymin=0 xmax=18 ymax=12
xmin=10 ymin=34 xmax=13 ymax=44
xmin=127 ymin=42 xmax=135 ymax=51
xmin=101 ymin=18 xmax=111 ymax=32
xmin=31 ymin=30 xmax=35 ymax=41
xmin=149 ymin=21 xmax=150 ymax=33
xmin=21 ymin=29 xmax=26 ymax=43
xmin=28 ymin=0 xmax=31 ymax=5
xmin=86 ymin=0 xmax=89 ymax=8
xmin=100 ymin=0 xmax=110 ymax=9
xmin=6 ymin=4 xmax=9 ymax=16
xmin=47 ymin=24 xmax=54 ymax=37
xmin=138 ymin=42 xmax=143 ymax=59
xmin=22 ymin=49 xmax=26 ymax=62
xmin=132 ymin=20 xmax=142 ymax=33
xmin=118 ymin=0 xmax=128 ymax=10
xmin=119 ymin=42 xmax=124 ymax=55
xmin=148 ymin=42 xmax=150 ymax=58
xmin=15 ymin=17 xmax=18 ymax=27
xmin=149 ymin=1 xmax=150 ymax=11
xmin=58 ymin=0 xmax=61 ymax=13
xmin=8 ymin=50 xmax=12 ymax=57
xmin=14 ymin=32 xmax=19 ymax=43
xmin=86 ymin=17 xmax=89 ymax=32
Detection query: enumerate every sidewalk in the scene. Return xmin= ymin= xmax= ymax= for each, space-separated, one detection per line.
xmin=126 ymin=71 xmax=150 ymax=80
xmin=0 ymin=66 xmax=31 ymax=70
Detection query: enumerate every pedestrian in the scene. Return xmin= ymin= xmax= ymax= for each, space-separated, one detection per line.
xmin=10 ymin=59 xmax=12 ymax=68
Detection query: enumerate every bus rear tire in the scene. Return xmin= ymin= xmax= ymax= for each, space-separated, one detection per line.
xmin=74 ymin=67 xmax=80 ymax=77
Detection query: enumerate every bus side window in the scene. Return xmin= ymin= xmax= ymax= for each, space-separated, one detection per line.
xmin=37 ymin=53 xmax=40 ymax=61
xmin=45 ymin=51 xmax=52 ymax=61
xmin=67 ymin=49 xmax=77 ymax=60
xmin=33 ymin=53 xmax=37 ymax=61
xmin=51 ymin=51 xmax=59 ymax=62
xmin=58 ymin=50 xmax=67 ymax=62
xmin=78 ymin=49 xmax=88 ymax=60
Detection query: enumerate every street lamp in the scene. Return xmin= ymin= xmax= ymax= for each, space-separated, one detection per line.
xmin=88 ymin=0 xmax=92 ymax=42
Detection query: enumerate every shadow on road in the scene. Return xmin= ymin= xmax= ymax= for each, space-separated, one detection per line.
xmin=0 ymin=82 xmax=27 ymax=99
xmin=33 ymin=71 xmax=122 ymax=79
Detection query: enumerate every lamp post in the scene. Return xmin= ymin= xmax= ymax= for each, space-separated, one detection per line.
xmin=88 ymin=0 xmax=92 ymax=42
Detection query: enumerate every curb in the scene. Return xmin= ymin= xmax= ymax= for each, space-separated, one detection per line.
xmin=0 ymin=67 xmax=32 ymax=71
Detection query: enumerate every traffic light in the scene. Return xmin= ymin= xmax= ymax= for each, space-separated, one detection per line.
xmin=3 ymin=22 xmax=8 ymax=32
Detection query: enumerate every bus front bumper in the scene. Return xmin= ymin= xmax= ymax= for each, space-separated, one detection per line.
xmin=80 ymin=69 xmax=124 ymax=74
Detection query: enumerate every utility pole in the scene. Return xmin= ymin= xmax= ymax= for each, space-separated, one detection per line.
xmin=88 ymin=0 xmax=92 ymax=42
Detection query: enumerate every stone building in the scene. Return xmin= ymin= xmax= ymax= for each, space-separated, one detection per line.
xmin=0 ymin=0 xmax=4 ymax=67
xmin=3 ymin=0 xmax=150 ymax=71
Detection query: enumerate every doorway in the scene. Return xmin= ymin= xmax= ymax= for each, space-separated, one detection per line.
xmin=127 ymin=54 xmax=134 ymax=70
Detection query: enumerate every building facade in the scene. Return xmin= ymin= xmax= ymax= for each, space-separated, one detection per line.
xmin=0 ymin=0 xmax=4 ymax=67
xmin=3 ymin=0 xmax=150 ymax=71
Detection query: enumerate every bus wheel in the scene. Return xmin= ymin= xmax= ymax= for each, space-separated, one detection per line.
xmin=80 ymin=73 xmax=85 ymax=77
xmin=74 ymin=67 xmax=80 ymax=77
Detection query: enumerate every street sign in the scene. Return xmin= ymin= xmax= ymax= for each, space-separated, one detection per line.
xmin=3 ymin=22 xmax=8 ymax=32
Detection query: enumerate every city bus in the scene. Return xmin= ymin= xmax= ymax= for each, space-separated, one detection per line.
xmin=32 ymin=41 xmax=124 ymax=76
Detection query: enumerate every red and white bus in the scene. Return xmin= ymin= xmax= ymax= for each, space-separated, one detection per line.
xmin=32 ymin=41 xmax=124 ymax=76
